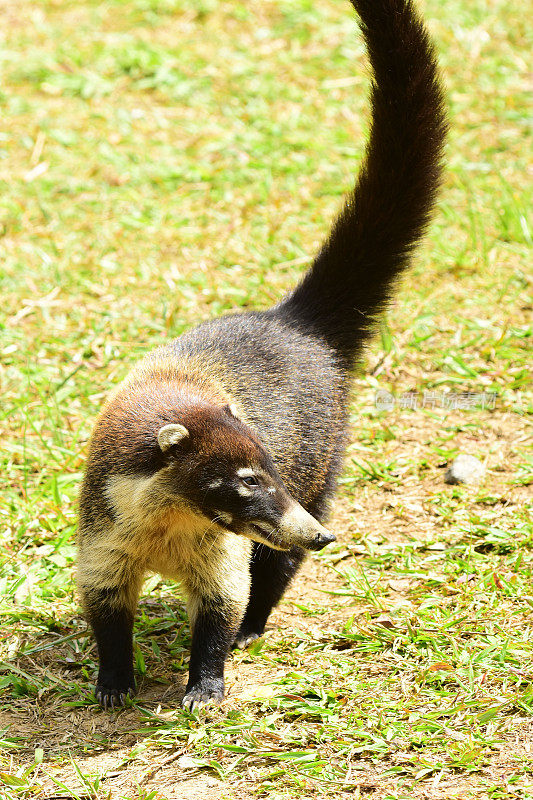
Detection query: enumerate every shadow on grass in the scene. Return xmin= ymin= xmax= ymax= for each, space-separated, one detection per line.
xmin=0 ymin=595 xmax=195 ymax=757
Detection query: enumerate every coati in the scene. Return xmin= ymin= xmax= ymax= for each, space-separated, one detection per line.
xmin=78 ymin=0 xmax=446 ymax=710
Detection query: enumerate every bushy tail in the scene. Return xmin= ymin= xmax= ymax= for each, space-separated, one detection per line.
xmin=276 ymin=0 xmax=447 ymax=364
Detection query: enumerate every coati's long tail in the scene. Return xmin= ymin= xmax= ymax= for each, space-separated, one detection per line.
xmin=277 ymin=0 xmax=447 ymax=364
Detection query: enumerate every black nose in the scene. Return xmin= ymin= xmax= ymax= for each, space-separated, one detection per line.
xmin=309 ymin=530 xmax=336 ymax=551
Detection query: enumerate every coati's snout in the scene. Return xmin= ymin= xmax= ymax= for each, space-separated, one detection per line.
xmin=276 ymin=502 xmax=336 ymax=552
xmin=229 ymin=497 xmax=336 ymax=552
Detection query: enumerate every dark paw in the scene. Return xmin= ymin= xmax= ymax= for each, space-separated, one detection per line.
xmin=233 ymin=629 xmax=262 ymax=649
xmin=182 ymin=678 xmax=224 ymax=712
xmin=95 ymin=675 xmax=136 ymax=710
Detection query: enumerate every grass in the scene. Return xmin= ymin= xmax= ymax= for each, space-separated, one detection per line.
xmin=0 ymin=0 xmax=531 ymax=797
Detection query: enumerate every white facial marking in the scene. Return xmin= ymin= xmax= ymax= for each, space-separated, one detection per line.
xmin=266 ymin=486 xmax=276 ymax=495
xmin=208 ymin=478 xmax=222 ymax=490
xmin=228 ymin=403 xmax=240 ymax=418
xmin=237 ymin=485 xmax=253 ymax=497
xmin=157 ymin=423 xmax=189 ymax=452
xmin=236 ymin=467 xmax=255 ymax=479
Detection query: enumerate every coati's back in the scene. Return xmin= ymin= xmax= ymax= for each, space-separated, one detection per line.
xmin=79 ymin=0 xmax=447 ymax=711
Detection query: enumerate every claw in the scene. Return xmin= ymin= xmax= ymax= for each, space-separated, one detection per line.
xmin=181 ymin=685 xmax=224 ymax=712
xmin=95 ymin=680 xmax=136 ymax=711
xmin=234 ymin=631 xmax=261 ymax=649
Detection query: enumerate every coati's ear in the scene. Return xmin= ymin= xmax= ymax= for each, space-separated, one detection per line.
xmin=224 ymin=403 xmax=240 ymax=420
xmin=157 ymin=423 xmax=189 ymax=452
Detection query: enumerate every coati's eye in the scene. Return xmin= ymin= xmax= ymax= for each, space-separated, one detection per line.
xmin=241 ymin=474 xmax=259 ymax=488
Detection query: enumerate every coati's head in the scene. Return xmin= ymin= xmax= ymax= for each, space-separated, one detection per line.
xmin=156 ymin=401 xmax=335 ymax=552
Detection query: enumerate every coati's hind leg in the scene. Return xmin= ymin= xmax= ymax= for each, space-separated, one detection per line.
xmin=78 ymin=546 xmax=144 ymax=709
xmin=234 ymin=492 xmax=334 ymax=648
xmin=234 ymin=544 xmax=305 ymax=648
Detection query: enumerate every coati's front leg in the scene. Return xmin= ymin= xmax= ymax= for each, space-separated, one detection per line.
xmin=182 ymin=595 xmax=242 ymax=710
xmin=182 ymin=541 xmax=251 ymax=710
xmin=78 ymin=546 xmax=144 ymax=709
xmin=85 ymin=588 xmax=137 ymax=708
